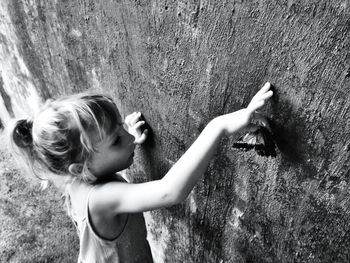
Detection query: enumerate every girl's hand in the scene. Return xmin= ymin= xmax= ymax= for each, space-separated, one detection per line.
xmin=214 ymin=82 xmax=273 ymax=135
xmin=124 ymin=112 xmax=148 ymax=144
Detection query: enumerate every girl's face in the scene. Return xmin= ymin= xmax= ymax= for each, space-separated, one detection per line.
xmin=88 ymin=118 xmax=136 ymax=178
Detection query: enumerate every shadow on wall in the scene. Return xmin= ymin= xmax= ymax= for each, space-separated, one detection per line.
xmin=270 ymin=85 xmax=319 ymax=180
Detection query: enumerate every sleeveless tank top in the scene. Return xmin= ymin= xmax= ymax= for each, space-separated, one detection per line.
xmin=66 ymin=177 xmax=153 ymax=263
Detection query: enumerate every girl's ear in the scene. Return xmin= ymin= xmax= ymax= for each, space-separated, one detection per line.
xmin=68 ymin=163 xmax=83 ymax=176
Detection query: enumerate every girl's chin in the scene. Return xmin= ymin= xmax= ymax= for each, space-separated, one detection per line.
xmin=125 ymin=154 xmax=134 ymax=167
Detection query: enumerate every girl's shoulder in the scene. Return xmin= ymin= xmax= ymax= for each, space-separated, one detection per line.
xmin=76 ymin=173 xmax=128 ymax=215
xmin=67 ymin=177 xmax=129 ymax=240
xmin=68 ymin=172 xmax=130 ymax=221
xmin=68 ymin=172 xmax=126 ymax=194
xmin=67 ymin=179 xmax=94 ymax=217
xmin=87 ymin=174 xmax=131 ymax=240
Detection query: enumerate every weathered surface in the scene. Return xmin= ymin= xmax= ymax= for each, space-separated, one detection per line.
xmin=0 ymin=0 xmax=350 ymax=262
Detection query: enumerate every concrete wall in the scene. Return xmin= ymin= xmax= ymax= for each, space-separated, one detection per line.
xmin=1 ymin=0 xmax=350 ymax=262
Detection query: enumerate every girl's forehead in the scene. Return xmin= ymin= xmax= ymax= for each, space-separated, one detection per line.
xmin=115 ymin=111 xmax=123 ymax=123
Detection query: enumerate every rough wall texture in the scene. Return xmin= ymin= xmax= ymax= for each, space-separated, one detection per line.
xmin=0 ymin=0 xmax=350 ymax=262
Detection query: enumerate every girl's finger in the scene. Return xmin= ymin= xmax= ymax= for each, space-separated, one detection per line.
xmin=133 ymin=121 xmax=145 ymax=130
xmin=255 ymin=82 xmax=271 ymax=96
xmin=258 ymin=90 xmax=273 ymax=101
xmin=124 ymin=115 xmax=131 ymax=124
xmin=134 ymin=129 xmax=148 ymax=144
xmin=130 ymin=112 xmax=141 ymax=125
xmin=124 ymin=112 xmax=137 ymax=124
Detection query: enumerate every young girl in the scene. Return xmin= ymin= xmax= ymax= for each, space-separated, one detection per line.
xmin=9 ymin=82 xmax=273 ymax=262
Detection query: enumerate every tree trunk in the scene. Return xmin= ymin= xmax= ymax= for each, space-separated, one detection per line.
xmin=0 ymin=0 xmax=349 ymax=262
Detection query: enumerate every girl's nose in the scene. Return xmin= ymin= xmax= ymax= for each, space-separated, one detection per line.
xmin=121 ymin=128 xmax=135 ymax=145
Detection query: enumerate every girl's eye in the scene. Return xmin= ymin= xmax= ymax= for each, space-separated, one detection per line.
xmin=112 ymin=137 xmax=120 ymax=145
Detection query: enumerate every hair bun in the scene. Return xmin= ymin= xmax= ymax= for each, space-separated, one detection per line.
xmin=13 ymin=119 xmax=33 ymax=148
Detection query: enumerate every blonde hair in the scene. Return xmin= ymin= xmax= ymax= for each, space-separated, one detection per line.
xmin=8 ymin=93 xmax=121 ymax=185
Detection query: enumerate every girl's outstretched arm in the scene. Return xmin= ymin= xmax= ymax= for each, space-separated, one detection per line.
xmin=90 ymin=82 xmax=273 ymax=214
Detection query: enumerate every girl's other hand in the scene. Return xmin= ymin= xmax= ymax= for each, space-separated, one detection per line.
xmin=214 ymin=82 xmax=273 ymax=135
xmin=124 ymin=112 xmax=148 ymax=144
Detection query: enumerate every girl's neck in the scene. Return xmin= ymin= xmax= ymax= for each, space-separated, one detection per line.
xmin=94 ymin=172 xmax=126 ymax=184
xmin=49 ymin=173 xmax=75 ymax=194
